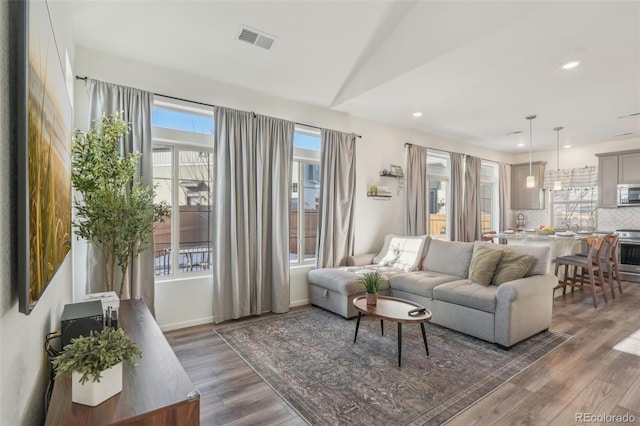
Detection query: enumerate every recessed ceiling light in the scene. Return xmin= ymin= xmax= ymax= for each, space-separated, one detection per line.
xmin=517 ymin=143 xmax=525 ymax=147
xmin=563 ymin=145 xmax=572 ymax=148
xmin=412 ymin=112 xmax=423 ymax=118
xmin=561 ymin=60 xmax=580 ymax=70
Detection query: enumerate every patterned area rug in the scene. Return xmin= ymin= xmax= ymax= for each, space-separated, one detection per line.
xmin=216 ymin=308 xmax=569 ymax=425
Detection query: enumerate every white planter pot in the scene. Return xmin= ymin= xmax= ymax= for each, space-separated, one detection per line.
xmin=71 ymin=362 xmax=123 ymax=406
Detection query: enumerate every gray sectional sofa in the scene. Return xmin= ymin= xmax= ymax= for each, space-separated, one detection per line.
xmin=308 ymin=235 xmax=558 ymax=348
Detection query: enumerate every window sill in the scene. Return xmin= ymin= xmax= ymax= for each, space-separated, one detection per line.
xmin=155 ymin=271 xmax=213 ymax=284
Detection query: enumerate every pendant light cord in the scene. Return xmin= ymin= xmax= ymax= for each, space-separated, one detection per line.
xmin=554 ymin=126 xmax=563 ymax=172
xmin=526 ymin=115 xmax=536 ymax=175
xmin=529 ymin=119 xmax=532 ymax=175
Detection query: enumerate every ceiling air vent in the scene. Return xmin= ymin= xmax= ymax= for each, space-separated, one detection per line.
xmin=238 ymin=26 xmax=276 ymax=51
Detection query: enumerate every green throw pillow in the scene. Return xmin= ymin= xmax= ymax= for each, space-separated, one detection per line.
xmin=468 ymin=245 xmax=504 ymax=286
xmin=492 ymin=250 xmax=537 ymax=285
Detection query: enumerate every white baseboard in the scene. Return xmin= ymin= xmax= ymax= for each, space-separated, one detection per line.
xmin=290 ymin=298 xmax=310 ymax=308
xmin=159 ymin=316 xmax=214 ymax=332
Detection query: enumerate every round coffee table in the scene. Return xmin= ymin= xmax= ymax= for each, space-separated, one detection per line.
xmin=352 ymin=295 xmax=432 ymax=367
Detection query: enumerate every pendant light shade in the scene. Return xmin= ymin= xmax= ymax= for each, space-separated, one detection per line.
xmin=526 ymin=115 xmax=536 ymax=188
xmin=553 ymin=126 xmax=563 ymax=191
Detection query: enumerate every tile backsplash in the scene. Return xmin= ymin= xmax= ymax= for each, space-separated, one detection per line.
xmin=596 ymin=207 xmax=640 ymax=231
xmin=508 ymin=207 xmax=640 ymax=231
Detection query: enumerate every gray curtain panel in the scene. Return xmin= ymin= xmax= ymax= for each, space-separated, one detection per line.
xmin=450 ymin=153 xmax=464 ymax=242
xmin=212 ymin=107 xmax=293 ymax=323
xmin=86 ymin=79 xmax=155 ymax=313
xmin=317 ymin=129 xmax=357 ymax=268
xmin=463 ymin=155 xmax=482 ymax=242
xmin=499 ymin=162 xmax=511 ymax=232
xmin=404 ymin=144 xmax=428 ymax=235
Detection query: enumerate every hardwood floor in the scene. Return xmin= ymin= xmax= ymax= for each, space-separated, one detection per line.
xmin=165 ymin=283 xmax=640 ymax=425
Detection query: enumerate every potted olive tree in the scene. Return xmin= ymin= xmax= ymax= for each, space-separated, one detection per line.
xmin=359 ymin=271 xmax=384 ymax=306
xmin=52 ymin=327 xmax=142 ymax=406
xmin=72 ymin=112 xmax=170 ymax=298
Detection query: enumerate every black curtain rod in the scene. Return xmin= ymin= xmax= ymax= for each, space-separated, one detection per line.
xmin=76 ymin=75 xmax=362 ymax=139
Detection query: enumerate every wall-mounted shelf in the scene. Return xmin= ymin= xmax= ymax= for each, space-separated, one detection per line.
xmin=380 ymin=171 xmax=401 ymax=178
xmin=367 ymin=191 xmax=391 ymax=200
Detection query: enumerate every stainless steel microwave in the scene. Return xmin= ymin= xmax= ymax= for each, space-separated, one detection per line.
xmin=618 ymin=184 xmax=640 ymax=206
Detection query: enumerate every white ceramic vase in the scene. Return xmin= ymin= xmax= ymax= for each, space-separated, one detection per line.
xmin=71 ymin=362 xmax=123 ymax=406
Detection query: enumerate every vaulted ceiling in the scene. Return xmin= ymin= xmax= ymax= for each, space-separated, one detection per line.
xmin=58 ymin=0 xmax=640 ymax=152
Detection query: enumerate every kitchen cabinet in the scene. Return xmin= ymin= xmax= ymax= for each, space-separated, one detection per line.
xmin=619 ymin=152 xmax=640 ymax=183
xmin=511 ymin=161 xmax=546 ymax=210
xmin=596 ymin=149 xmax=640 ymax=207
xmin=597 ymin=154 xmax=618 ymax=207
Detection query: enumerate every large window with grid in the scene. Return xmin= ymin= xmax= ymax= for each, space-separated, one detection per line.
xmin=551 ymin=187 xmax=598 ymax=231
xmin=152 ymin=98 xmax=214 ymax=277
xmin=290 ymin=127 xmax=321 ymax=265
xmin=480 ymin=161 xmax=499 ymax=233
xmin=426 ymin=150 xmax=450 ymax=240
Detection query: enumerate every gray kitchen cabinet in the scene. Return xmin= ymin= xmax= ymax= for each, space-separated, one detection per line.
xmin=597 ymin=154 xmax=618 ymax=207
xmin=511 ymin=161 xmax=546 ymax=210
xmin=619 ymin=152 xmax=640 ymax=184
xmin=596 ymin=149 xmax=640 ymax=206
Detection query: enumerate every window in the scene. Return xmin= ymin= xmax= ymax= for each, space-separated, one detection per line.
xmin=152 ymin=98 xmax=214 ymax=277
xmin=480 ymin=161 xmax=499 ymax=233
xmin=290 ymin=128 xmax=321 ymax=264
xmin=426 ymin=150 xmax=450 ymax=240
xmin=551 ymin=187 xmax=598 ymax=230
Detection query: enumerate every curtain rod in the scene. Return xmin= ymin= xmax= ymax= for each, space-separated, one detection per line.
xmin=75 ymin=75 xmax=361 ymax=138
xmin=404 ymin=142 xmax=498 ymax=164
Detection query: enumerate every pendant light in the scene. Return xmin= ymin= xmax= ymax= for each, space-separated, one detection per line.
xmin=526 ymin=115 xmax=536 ymax=188
xmin=553 ymin=126 xmax=563 ymax=191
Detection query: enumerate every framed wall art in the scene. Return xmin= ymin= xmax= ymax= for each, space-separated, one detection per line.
xmin=16 ymin=0 xmax=72 ymax=314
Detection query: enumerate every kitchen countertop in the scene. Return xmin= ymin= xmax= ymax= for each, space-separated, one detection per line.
xmin=495 ymin=231 xmax=589 ymax=241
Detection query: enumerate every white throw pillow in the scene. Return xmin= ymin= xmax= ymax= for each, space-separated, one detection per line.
xmin=378 ymin=236 xmax=427 ymax=272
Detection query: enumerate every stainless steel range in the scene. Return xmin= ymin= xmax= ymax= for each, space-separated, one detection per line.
xmin=616 ymin=229 xmax=640 ymax=282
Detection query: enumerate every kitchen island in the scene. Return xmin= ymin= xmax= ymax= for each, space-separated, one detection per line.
xmin=494 ymin=231 xmax=588 ymax=273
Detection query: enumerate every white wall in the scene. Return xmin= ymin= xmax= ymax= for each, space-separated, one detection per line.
xmin=513 ymin=137 xmax=640 ymax=168
xmin=73 ymin=46 xmax=515 ymax=329
xmin=0 ymin=2 xmax=75 ymax=424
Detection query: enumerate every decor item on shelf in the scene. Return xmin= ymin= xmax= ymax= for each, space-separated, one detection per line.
xmin=358 ymin=271 xmax=384 ymax=305
xmin=368 ymin=185 xmax=378 ymax=196
xmin=52 ymin=327 xmax=142 ymax=406
xmin=553 ymin=126 xmax=564 ymax=191
xmin=515 ymin=213 xmax=526 ymax=230
xmin=71 ymin=113 xmax=171 ymax=298
xmin=391 ymin=164 xmax=404 ymax=194
xmin=526 ymin=115 xmax=537 ymax=188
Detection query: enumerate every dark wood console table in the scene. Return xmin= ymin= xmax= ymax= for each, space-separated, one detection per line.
xmin=45 ymin=299 xmax=200 ymax=425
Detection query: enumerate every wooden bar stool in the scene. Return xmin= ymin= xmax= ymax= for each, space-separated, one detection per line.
xmin=604 ymin=234 xmax=623 ymax=295
xmin=576 ymin=233 xmax=622 ymax=299
xmin=554 ymin=236 xmax=607 ymax=308
xmin=482 ymin=231 xmax=497 ymax=243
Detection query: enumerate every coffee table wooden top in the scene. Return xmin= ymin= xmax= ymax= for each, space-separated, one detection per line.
xmin=353 ymin=296 xmax=432 ymax=324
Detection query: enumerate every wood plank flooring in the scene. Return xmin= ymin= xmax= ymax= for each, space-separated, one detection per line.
xmin=165 ymin=283 xmax=640 ymax=425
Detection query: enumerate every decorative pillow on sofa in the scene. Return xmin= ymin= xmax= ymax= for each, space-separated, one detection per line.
xmin=377 ymin=236 xmax=428 ymax=272
xmin=472 ymin=241 xmax=549 ymax=276
xmin=468 ymin=245 xmax=504 ymax=286
xmin=492 ymin=250 xmax=537 ymax=285
xmin=422 ymin=239 xmax=474 ymax=277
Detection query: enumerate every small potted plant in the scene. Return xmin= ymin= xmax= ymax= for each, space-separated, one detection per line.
xmin=359 ymin=271 xmax=384 ymax=306
xmin=52 ymin=327 xmax=142 ymax=406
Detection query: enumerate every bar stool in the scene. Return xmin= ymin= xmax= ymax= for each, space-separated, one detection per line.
xmin=603 ymin=234 xmax=623 ymax=295
xmin=482 ymin=231 xmax=497 ymax=243
xmin=554 ymin=236 xmax=607 ymax=308
xmin=576 ymin=233 xmax=622 ymax=298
